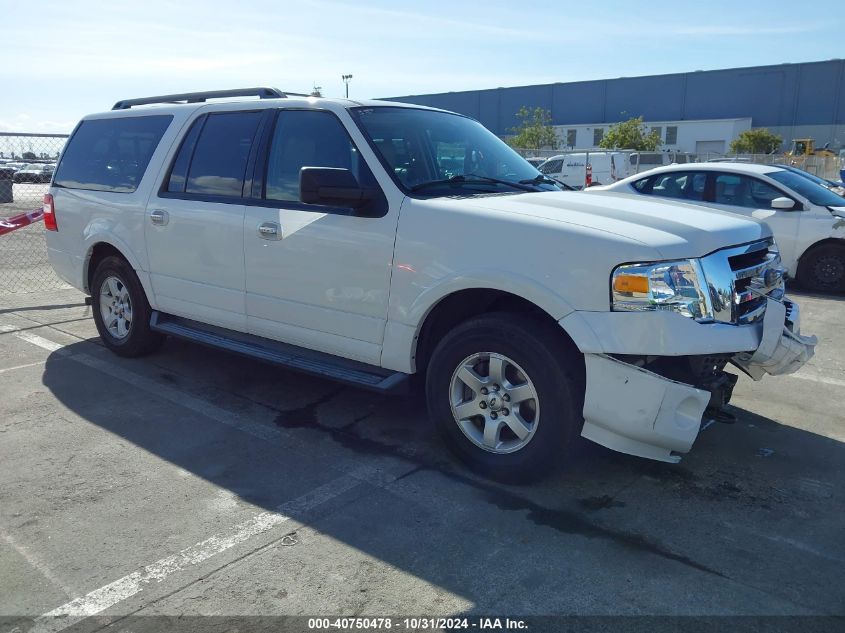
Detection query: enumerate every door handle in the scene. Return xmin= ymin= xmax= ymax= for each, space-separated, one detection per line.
xmin=150 ymin=209 xmax=169 ymax=226
xmin=258 ymin=221 xmax=281 ymax=240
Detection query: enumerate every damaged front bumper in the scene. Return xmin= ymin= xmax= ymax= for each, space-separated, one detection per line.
xmin=575 ymin=298 xmax=817 ymax=463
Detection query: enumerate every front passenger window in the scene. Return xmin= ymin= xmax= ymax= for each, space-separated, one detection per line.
xmin=265 ymin=110 xmax=374 ymax=203
xmin=713 ymin=173 xmax=786 ymax=209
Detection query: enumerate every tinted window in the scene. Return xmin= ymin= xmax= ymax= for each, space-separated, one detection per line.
xmin=713 ymin=173 xmax=786 ymax=209
xmin=767 ymin=169 xmax=845 ymax=207
xmin=185 ymin=111 xmax=262 ymax=197
xmin=166 ymin=117 xmax=204 ymax=193
xmin=593 ymin=128 xmax=604 ymax=145
xmin=264 ymin=110 xmax=374 ymax=203
xmin=539 ymin=159 xmax=563 ymax=175
xmin=54 ymin=115 xmax=172 ymax=192
xmin=648 ymin=171 xmax=706 ymax=201
xmin=632 ymin=177 xmax=650 ymax=192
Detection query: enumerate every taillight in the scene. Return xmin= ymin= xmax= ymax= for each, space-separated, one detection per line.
xmin=43 ymin=194 xmax=57 ymax=231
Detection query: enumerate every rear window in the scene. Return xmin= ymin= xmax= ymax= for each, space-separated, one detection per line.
xmin=539 ymin=159 xmax=563 ymax=174
xmin=53 ymin=115 xmax=172 ymax=193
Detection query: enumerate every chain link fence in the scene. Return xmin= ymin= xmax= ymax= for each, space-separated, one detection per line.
xmin=1 ymin=132 xmax=70 ymax=295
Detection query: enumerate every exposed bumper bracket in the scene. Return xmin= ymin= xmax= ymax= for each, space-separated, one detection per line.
xmin=732 ymin=299 xmax=816 ymax=380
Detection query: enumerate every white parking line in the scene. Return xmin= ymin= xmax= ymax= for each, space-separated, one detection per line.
xmin=1 ymin=530 xmax=76 ymax=600
xmin=0 ymin=323 xmax=283 ymax=443
xmin=32 ymin=471 xmax=366 ymax=631
xmin=0 ymin=359 xmax=47 ymax=374
xmin=0 ymin=321 xmax=392 ymax=630
xmin=787 ymin=371 xmax=845 ymax=388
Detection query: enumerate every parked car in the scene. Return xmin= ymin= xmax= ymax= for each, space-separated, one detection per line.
xmin=590 ymin=162 xmax=845 ymax=291
xmin=3 ymin=161 xmax=28 ymax=173
xmin=44 ymin=88 xmax=815 ymax=481
xmin=13 ymin=163 xmax=55 ymax=183
xmin=538 ymin=151 xmax=630 ymax=189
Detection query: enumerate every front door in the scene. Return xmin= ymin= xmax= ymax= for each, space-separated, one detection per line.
xmin=243 ymin=109 xmax=399 ymax=366
xmin=146 ymin=110 xmax=264 ymax=331
xmin=708 ymin=172 xmax=802 ymax=273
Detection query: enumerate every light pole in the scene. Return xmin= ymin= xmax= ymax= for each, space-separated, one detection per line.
xmin=342 ymin=74 xmax=353 ymax=98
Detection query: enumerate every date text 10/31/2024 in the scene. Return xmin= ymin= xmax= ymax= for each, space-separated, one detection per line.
xmin=307 ymin=617 xmax=528 ymax=630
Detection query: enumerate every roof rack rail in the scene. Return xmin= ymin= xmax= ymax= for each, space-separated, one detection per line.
xmin=111 ymin=87 xmax=306 ymax=110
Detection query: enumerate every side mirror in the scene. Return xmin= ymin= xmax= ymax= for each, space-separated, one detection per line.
xmin=299 ymin=167 xmax=377 ymax=209
xmin=771 ymin=196 xmax=796 ymax=210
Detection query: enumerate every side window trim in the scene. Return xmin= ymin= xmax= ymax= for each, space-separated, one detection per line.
xmin=161 ymin=113 xmax=207 ymax=195
xmin=243 ymin=110 xmax=275 ymax=199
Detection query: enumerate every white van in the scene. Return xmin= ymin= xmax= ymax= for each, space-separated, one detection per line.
xmin=537 ymin=151 xmax=629 ymax=189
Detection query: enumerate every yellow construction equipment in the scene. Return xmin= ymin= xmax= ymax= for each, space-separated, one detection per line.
xmin=786 ymin=138 xmax=835 ymax=159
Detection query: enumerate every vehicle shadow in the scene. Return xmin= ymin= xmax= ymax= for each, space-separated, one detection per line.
xmin=38 ymin=337 xmax=845 ymax=616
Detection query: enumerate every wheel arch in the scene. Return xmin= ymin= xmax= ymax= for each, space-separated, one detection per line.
xmin=797 ymin=237 xmax=845 ymax=264
xmin=795 ymin=237 xmax=845 ymax=290
xmin=411 ymin=287 xmax=581 ymax=377
xmin=84 ymin=238 xmax=155 ymax=305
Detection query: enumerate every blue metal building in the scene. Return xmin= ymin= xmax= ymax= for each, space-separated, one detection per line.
xmin=384 ymin=59 xmax=845 ymax=149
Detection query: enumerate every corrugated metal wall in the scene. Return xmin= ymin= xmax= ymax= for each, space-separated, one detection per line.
xmin=384 ymin=60 xmax=845 ymax=141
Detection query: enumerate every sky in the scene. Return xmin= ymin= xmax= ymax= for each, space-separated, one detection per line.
xmin=1 ymin=0 xmax=843 ymax=133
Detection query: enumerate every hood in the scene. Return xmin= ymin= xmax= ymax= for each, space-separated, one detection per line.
xmin=450 ymin=190 xmax=771 ymax=259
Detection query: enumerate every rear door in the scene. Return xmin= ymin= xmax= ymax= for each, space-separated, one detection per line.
xmin=242 ymin=108 xmax=398 ymax=365
xmin=146 ymin=110 xmax=264 ymax=331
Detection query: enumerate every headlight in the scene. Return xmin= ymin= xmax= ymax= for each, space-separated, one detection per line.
xmin=611 ymin=259 xmax=713 ymax=321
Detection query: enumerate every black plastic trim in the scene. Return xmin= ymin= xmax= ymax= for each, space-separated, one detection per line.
xmin=150 ymin=311 xmax=410 ymax=394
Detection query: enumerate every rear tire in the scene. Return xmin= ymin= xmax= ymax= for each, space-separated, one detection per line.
xmin=90 ymin=256 xmax=164 ymax=357
xmin=797 ymin=243 xmax=845 ymax=293
xmin=425 ymin=313 xmax=584 ymax=483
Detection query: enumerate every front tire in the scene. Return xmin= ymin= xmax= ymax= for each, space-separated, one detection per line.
xmin=797 ymin=243 xmax=845 ymax=293
xmin=91 ymin=256 xmax=164 ymax=357
xmin=425 ymin=313 xmax=584 ymax=483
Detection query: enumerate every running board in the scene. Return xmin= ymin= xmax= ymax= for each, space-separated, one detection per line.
xmin=150 ymin=312 xmax=409 ymax=393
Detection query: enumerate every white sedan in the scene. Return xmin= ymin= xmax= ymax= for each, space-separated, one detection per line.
xmin=589 ymin=163 xmax=845 ymax=291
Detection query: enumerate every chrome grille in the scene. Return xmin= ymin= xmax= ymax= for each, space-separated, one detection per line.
xmin=699 ymin=239 xmax=785 ymax=325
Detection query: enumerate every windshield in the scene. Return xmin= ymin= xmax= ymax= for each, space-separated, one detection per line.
xmin=767 ymin=169 xmax=845 ymax=207
xmin=352 ymin=107 xmax=558 ymax=195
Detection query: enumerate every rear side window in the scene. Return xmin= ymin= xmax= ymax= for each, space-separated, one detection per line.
xmin=53 ymin=115 xmax=172 ymax=193
xmin=181 ymin=111 xmax=262 ymax=197
xmin=643 ymin=171 xmax=707 ymax=202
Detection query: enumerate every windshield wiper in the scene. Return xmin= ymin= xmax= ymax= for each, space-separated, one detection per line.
xmin=410 ymin=174 xmax=536 ymax=193
xmin=518 ymin=173 xmax=572 ymax=189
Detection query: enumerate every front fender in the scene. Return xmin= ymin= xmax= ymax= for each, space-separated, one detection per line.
xmin=380 ymin=270 xmax=577 ymax=374
xmin=402 ymin=270 xmax=577 ymax=326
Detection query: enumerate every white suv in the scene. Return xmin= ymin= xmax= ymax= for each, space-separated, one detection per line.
xmin=45 ymin=88 xmax=816 ymax=481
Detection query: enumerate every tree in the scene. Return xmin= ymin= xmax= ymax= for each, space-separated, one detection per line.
xmin=729 ymin=128 xmax=783 ymax=154
xmin=22 ymin=151 xmax=36 ymax=160
xmin=598 ymin=116 xmax=661 ymax=151
xmin=507 ymin=107 xmax=559 ymax=151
